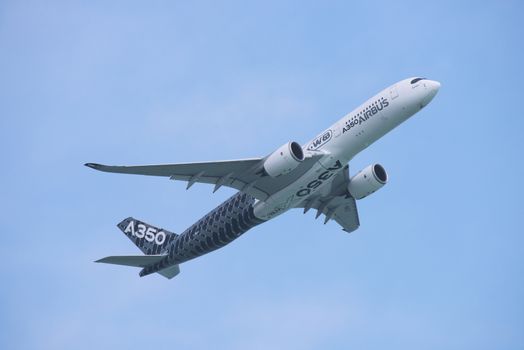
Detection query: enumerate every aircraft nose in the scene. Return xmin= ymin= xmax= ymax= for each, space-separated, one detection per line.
xmin=427 ymin=80 xmax=441 ymax=92
xmin=421 ymin=80 xmax=440 ymax=106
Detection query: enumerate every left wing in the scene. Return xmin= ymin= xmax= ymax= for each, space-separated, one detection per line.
xmin=85 ymin=152 xmax=324 ymax=201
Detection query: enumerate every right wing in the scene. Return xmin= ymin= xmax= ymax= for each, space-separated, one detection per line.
xmin=297 ymin=164 xmax=360 ymax=233
xmin=301 ymin=195 xmax=360 ymax=233
xmin=85 ymin=152 xmax=324 ymax=201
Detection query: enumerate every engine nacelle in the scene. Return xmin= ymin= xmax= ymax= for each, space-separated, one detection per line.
xmin=263 ymin=141 xmax=304 ymax=177
xmin=347 ymin=164 xmax=388 ymax=199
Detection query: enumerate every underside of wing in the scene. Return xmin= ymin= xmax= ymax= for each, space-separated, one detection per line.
xmin=86 ymin=158 xmax=265 ymax=197
xmin=300 ymin=194 xmax=360 ymax=233
xmin=297 ymin=164 xmax=360 ymax=233
xmin=85 ymin=152 xmax=324 ymax=201
xmin=85 ymin=158 xmax=261 ymax=181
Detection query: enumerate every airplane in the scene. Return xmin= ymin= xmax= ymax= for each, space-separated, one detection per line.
xmin=86 ymin=77 xmax=440 ymax=279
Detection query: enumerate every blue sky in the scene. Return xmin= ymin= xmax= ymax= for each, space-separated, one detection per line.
xmin=1 ymin=1 xmax=523 ymax=349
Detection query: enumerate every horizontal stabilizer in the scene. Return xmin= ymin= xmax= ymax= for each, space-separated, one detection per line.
xmin=95 ymin=255 xmax=166 ymax=267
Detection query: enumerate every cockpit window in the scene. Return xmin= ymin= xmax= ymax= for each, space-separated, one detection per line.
xmin=410 ymin=77 xmax=426 ymax=84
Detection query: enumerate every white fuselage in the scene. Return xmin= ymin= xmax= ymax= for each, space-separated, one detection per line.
xmin=253 ymin=77 xmax=440 ymax=220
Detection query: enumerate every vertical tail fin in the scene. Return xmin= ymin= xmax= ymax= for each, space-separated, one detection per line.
xmin=117 ymin=217 xmax=178 ymax=255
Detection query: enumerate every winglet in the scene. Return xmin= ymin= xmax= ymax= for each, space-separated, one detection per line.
xmin=85 ymin=163 xmax=103 ymax=170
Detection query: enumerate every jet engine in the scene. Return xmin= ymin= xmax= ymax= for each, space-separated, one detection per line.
xmin=347 ymin=164 xmax=388 ymax=199
xmin=263 ymin=141 xmax=304 ymax=177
